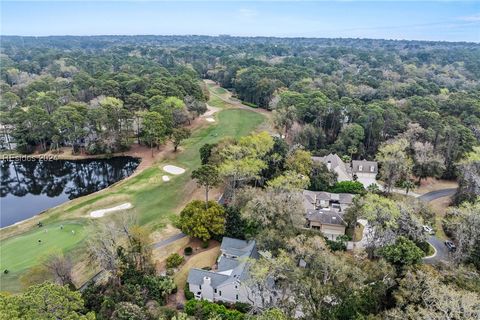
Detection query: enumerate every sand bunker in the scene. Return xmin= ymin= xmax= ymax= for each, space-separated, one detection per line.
xmin=202 ymin=104 xmax=220 ymax=117
xmin=90 ymin=203 xmax=132 ymax=218
xmin=162 ymin=175 xmax=170 ymax=182
xmin=163 ymin=165 xmax=185 ymax=175
xmin=205 ymin=117 xmax=215 ymax=122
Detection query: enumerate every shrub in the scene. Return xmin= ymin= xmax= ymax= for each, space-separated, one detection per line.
xmin=329 ymin=181 xmax=366 ymax=194
xmin=325 ymin=235 xmax=350 ymax=252
xmin=166 ymin=253 xmax=184 ymax=269
xmin=184 ymin=282 xmax=194 ymax=300
xmin=242 ymin=101 xmax=258 ymax=108
xmin=201 ymin=240 xmax=209 ymax=249
xmin=234 ymin=302 xmax=251 ymax=313
xmin=184 ymin=247 xmax=193 ymax=256
xmin=184 ymin=299 xmax=244 ymax=320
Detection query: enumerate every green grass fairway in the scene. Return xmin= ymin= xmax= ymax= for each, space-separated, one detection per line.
xmin=0 ymin=87 xmax=266 ymax=292
xmin=0 ymin=221 xmax=87 ymax=273
xmin=118 ymin=108 xmax=266 ymax=226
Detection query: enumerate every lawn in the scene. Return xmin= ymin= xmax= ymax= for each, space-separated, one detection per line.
xmin=174 ymin=245 xmax=220 ymax=288
xmin=0 ymin=221 xmax=87 ymax=292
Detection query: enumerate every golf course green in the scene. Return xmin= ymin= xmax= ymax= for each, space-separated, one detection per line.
xmin=0 ymin=221 xmax=86 ymax=273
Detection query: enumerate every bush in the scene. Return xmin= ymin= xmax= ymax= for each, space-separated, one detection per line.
xmin=234 ymin=302 xmax=251 ymax=313
xmin=416 ymin=240 xmax=434 ymax=256
xmin=166 ymin=253 xmax=184 ymax=269
xmin=184 ymin=282 xmax=194 ymax=300
xmin=329 ymin=181 xmax=366 ymax=194
xmin=325 ymin=235 xmax=350 ymax=252
xmin=184 ymin=247 xmax=193 ymax=256
xmin=242 ymin=101 xmax=258 ymax=108
xmin=184 ymin=299 xmax=244 ymax=320
xmin=201 ymin=240 xmax=209 ymax=249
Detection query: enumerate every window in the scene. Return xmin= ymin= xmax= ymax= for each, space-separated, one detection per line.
xmin=199 ymin=285 xmax=202 ymax=290
xmin=219 ymin=291 xmax=222 ymax=296
xmin=214 ymin=289 xmax=217 ymax=293
xmin=236 ymin=294 xmax=239 ymax=300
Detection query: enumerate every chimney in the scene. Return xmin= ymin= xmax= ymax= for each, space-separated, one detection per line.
xmin=203 ymin=276 xmax=211 ymax=286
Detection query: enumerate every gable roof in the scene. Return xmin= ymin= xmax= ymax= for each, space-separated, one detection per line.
xmin=221 ymin=237 xmax=258 ymax=259
xmin=188 ymin=237 xmax=258 ymax=289
xmin=352 ymin=160 xmax=378 ymax=174
xmin=302 ymin=190 xmax=355 ymax=206
xmin=187 ymin=269 xmax=230 ymax=287
xmin=306 ymin=209 xmax=347 ymax=226
xmin=313 ymin=153 xmax=351 ymax=180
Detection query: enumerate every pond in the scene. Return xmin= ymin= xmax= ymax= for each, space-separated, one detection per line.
xmin=0 ymin=157 xmax=139 ymax=228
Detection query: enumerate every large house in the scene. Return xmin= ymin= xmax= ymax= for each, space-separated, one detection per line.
xmin=312 ymin=153 xmax=378 ymax=187
xmin=187 ymin=237 xmax=262 ymax=305
xmin=302 ymin=190 xmax=354 ymax=240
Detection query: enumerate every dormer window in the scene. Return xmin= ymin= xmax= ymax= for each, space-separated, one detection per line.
xmin=358 ymin=165 xmax=363 ymax=171
xmin=370 ymin=166 xmax=375 ymax=172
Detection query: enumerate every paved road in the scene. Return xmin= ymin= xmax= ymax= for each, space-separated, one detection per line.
xmin=418 ymin=188 xmax=457 ymax=202
xmin=419 ymin=188 xmax=457 ymax=264
xmin=151 ymin=232 xmax=187 ymax=249
xmin=425 ymin=235 xmax=450 ymax=262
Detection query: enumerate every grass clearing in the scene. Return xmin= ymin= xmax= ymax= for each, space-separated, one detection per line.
xmin=0 ymin=221 xmax=87 ymax=273
xmin=0 ymin=221 xmax=87 ymax=292
xmin=174 ymin=245 xmax=220 ymax=288
xmin=429 ymin=196 xmax=452 ymax=240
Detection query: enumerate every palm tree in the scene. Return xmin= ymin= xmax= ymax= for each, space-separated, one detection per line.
xmin=401 ymin=180 xmax=416 ymax=194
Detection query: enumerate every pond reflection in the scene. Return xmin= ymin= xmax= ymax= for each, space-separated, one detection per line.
xmin=0 ymin=157 xmax=139 ymax=227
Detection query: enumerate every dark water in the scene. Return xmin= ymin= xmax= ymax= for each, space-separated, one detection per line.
xmin=0 ymin=157 xmax=139 ymax=227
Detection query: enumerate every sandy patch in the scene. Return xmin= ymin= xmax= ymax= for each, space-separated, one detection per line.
xmin=162 ymin=175 xmax=170 ymax=182
xmin=163 ymin=165 xmax=185 ymax=175
xmin=202 ymin=104 xmax=220 ymax=117
xmin=90 ymin=203 xmax=132 ymax=218
xmin=205 ymin=117 xmax=215 ymax=122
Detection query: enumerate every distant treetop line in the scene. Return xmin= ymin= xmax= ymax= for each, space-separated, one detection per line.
xmin=1 ymin=35 xmax=479 ymax=180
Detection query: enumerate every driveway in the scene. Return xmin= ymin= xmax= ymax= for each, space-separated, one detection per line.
xmin=419 ymin=188 xmax=457 ymax=264
xmin=151 ymin=232 xmax=186 ymax=249
xmin=418 ymin=188 xmax=456 ymax=202
xmin=424 ymin=235 xmax=450 ymax=263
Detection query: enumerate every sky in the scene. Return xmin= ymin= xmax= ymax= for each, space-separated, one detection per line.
xmin=1 ymin=1 xmax=479 ymax=42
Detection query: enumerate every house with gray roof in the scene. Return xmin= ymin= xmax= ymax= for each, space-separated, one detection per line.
xmin=302 ymin=190 xmax=354 ymax=240
xmin=312 ymin=153 xmax=351 ymax=182
xmin=313 ymin=153 xmax=379 ymax=187
xmin=187 ymin=237 xmax=264 ymax=305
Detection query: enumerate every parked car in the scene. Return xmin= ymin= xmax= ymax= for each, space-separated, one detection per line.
xmin=444 ymin=240 xmax=456 ymax=252
xmin=423 ymin=225 xmax=434 ymax=235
